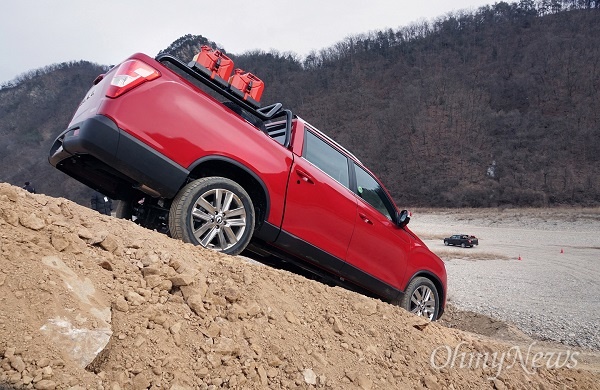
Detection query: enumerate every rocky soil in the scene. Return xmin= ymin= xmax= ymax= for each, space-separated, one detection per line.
xmin=1 ymin=183 xmax=599 ymax=389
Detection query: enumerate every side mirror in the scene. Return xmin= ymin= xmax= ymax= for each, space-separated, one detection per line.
xmin=397 ymin=209 xmax=411 ymax=228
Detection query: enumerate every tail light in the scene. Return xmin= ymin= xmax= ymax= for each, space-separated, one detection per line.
xmin=105 ymin=59 xmax=160 ymax=98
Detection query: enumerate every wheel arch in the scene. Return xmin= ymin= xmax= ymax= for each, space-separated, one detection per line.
xmin=401 ymin=270 xmax=446 ymax=317
xmin=187 ymin=156 xmax=270 ymax=230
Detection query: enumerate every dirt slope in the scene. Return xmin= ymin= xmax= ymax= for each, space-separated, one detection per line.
xmin=0 ymin=183 xmax=598 ymax=389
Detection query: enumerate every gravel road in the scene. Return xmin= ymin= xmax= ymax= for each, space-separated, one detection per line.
xmin=409 ymin=208 xmax=600 ymax=351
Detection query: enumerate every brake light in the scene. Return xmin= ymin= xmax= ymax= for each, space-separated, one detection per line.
xmin=105 ymin=59 xmax=160 ymax=98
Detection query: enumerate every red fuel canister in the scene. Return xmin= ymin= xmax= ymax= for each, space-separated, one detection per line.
xmin=229 ymin=69 xmax=264 ymax=107
xmin=189 ymin=45 xmax=234 ymax=87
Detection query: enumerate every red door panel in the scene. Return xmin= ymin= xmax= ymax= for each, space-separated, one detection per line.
xmin=280 ymin=158 xmax=357 ymax=264
xmin=345 ymin=201 xmax=410 ymax=289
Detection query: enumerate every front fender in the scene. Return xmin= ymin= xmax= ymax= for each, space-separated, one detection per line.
xmin=402 ymin=249 xmax=447 ymax=313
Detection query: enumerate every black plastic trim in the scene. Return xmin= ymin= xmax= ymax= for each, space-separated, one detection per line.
xmin=274 ymin=229 xmax=402 ymax=301
xmin=49 ymin=114 xmax=188 ymax=199
xmin=338 ymin=263 xmax=402 ymax=301
xmin=49 ymin=115 xmax=119 ymax=167
xmin=254 ymin=221 xmax=280 ymax=242
xmin=115 ymin=130 xmax=188 ymax=198
xmin=275 ymin=229 xmax=344 ymax=274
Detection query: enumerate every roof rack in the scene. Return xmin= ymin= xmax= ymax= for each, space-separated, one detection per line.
xmin=155 ymin=54 xmax=293 ymax=147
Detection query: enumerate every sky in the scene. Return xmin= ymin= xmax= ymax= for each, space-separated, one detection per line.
xmin=0 ymin=0 xmax=496 ymax=85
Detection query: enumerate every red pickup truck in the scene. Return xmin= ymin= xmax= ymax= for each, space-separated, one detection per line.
xmin=49 ymin=50 xmax=447 ymax=319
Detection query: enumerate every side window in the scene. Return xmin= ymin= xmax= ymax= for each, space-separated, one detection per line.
xmin=354 ymin=165 xmax=394 ymax=220
xmin=303 ymin=130 xmax=349 ymax=188
xmin=266 ymin=123 xmax=286 ymax=145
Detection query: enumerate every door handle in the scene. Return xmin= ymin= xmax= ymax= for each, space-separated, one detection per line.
xmin=295 ymin=168 xmax=314 ymax=184
xmin=359 ymin=212 xmax=373 ymax=225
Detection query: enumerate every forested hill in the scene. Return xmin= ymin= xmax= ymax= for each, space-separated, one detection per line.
xmin=1 ymin=1 xmax=598 ymax=207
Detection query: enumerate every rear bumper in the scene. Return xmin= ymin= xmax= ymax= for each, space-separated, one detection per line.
xmin=49 ymin=114 xmax=188 ymax=200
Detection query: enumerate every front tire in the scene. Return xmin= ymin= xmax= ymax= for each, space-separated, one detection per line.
xmin=398 ymin=277 xmax=440 ymax=320
xmin=169 ymin=177 xmax=255 ymax=256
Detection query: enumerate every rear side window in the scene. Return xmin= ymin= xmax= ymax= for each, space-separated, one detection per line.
xmin=354 ymin=165 xmax=394 ymax=220
xmin=303 ymin=130 xmax=350 ymax=188
xmin=266 ymin=123 xmax=286 ymax=145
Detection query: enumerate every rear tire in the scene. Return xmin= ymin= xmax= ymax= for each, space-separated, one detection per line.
xmin=398 ymin=277 xmax=440 ymax=320
xmin=169 ymin=177 xmax=255 ymax=256
xmin=115 ymin=198 xmax=169 ymax=234
xmin=115 ymin=201 xmax=133 ymax=220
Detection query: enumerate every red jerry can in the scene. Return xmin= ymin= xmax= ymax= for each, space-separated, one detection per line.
xmin=229 ymin=69 xmax=264 ymax=107
xmin=189 ymin=45 xmax=234 ymax=87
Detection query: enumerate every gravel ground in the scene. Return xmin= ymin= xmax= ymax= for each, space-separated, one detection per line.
xmin=409 ymin=208 xmax=600 ymax=351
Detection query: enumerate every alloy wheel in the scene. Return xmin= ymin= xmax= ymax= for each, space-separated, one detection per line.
xmin=191 ymin=188 xmax=247 ymax=251
xmin=409 ymin=285 xmax=437 ymax=320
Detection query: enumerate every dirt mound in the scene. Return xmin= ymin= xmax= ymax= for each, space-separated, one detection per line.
xmin=1 ymin=183 xmax=598 ymax=389
xmin=439 ymin=305 xmax=534 ymax=345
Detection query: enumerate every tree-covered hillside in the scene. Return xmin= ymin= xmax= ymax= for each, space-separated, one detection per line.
xmin=1 ymin=1 xmax=598 ymax=207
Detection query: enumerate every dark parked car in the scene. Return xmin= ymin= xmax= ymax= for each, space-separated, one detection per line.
xmin=443 ymin=234 xmax=478 ymax=248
